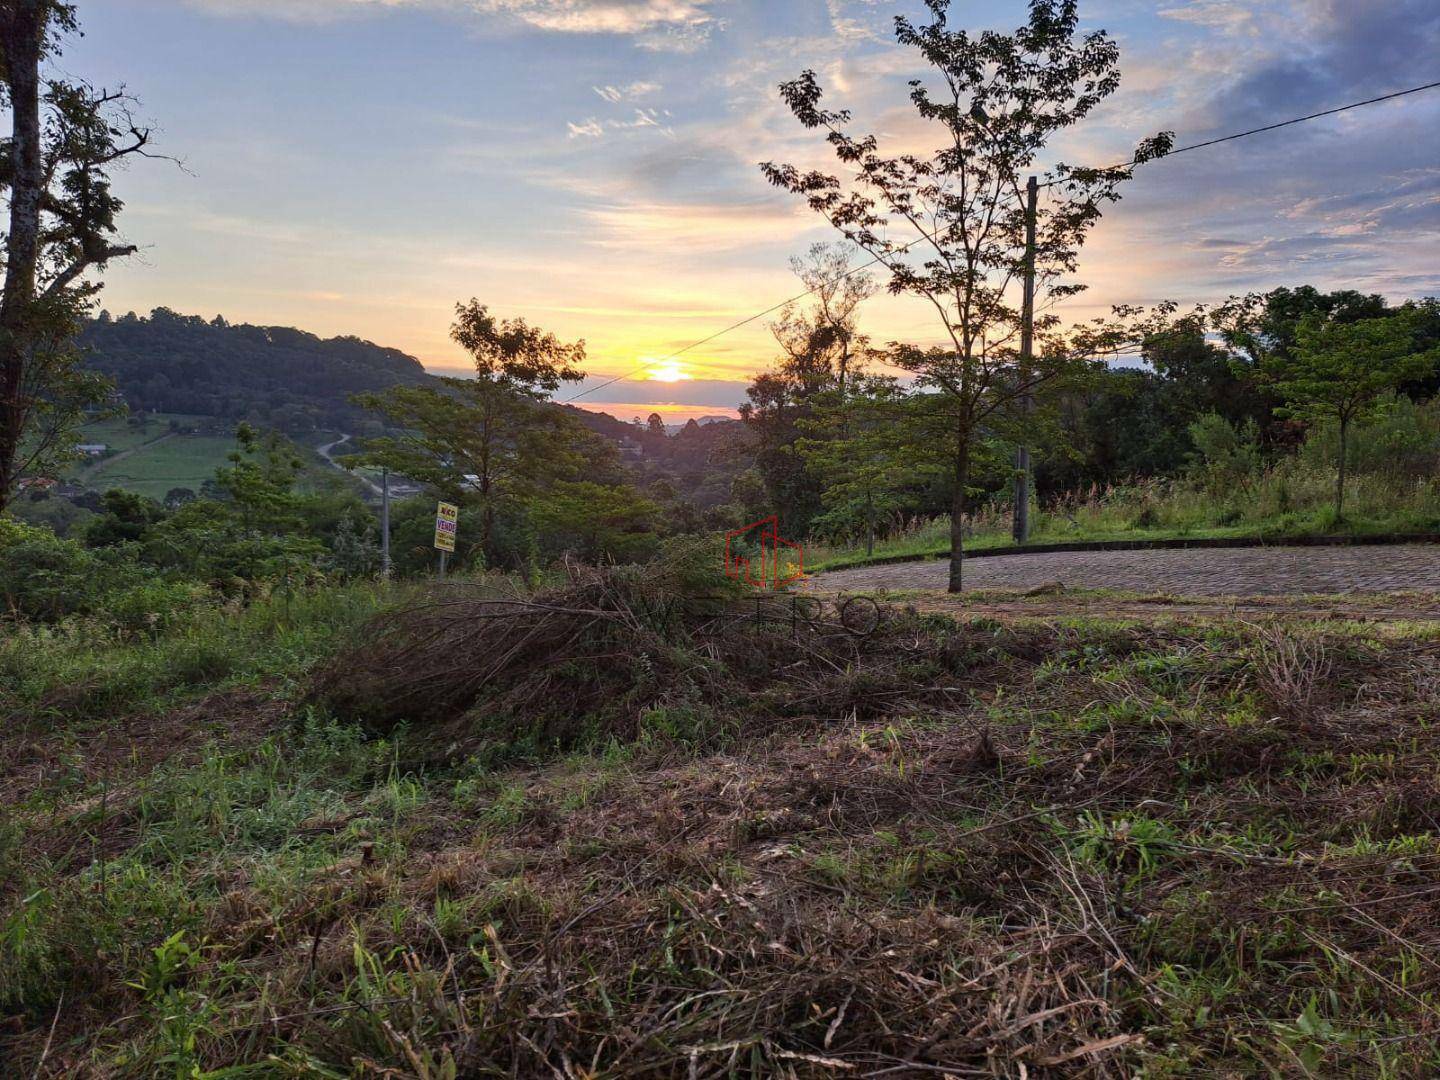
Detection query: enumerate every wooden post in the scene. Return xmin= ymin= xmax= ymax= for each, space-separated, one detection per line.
xmin=1013 ymin=174 xmax=1038 ymax=545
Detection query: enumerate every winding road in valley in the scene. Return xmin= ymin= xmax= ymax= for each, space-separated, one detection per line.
xmin=316 ymin=433 xmax=384 ymax=497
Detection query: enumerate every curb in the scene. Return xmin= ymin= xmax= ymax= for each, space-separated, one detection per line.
xmin=817 ymin=533 xmax=1440 ymax=572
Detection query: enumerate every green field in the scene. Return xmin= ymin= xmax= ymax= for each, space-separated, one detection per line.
xmin=84 ymin=434 xmax=239 ymax=500
xmin=66 ymin=414 xmax=235 ymax=499
xmin=66 ymin=416 xmax=367 ymax=501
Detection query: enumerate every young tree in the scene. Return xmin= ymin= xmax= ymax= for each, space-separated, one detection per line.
xmin=797 ymin=376 xmax=943 ymax=555
xmin=0 ymin=1 xmax=157 ymax=510
xmin=215 ymin=422 xmax=306 ymax=533
xmin=1261 ymin=310 xmax=1439 ymax=520
xmin=740 ymin=245 xmax=876 ymax=536
xmin=762 ymin=0 xmax=1169 ymax=590
xmin=349 ymin=301 xmax=591 ymax=566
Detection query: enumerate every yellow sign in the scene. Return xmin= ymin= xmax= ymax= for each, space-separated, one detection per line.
xmin=433 ymin=501 xmax=458 ymax=552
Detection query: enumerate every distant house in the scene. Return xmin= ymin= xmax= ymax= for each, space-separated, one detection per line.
xmin=17 ymin=476 xmax=56 ymax=492
xmin=76 ymin=443 xmax=108 ymax=457
xmin=617 ymin=438 xmax=644 ymax=459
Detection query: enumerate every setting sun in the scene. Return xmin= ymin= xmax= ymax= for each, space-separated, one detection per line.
xmin=646 ymin=360 xmax=690 ymax=383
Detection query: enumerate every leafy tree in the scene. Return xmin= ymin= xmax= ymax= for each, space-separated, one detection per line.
xmin=527 ymin=481 xmax=662 ymax=564
xmin=797 ymin=376 xmax=942 ymax=554
xmin=0 ymin=1 xmax=157 ymax=509
xmin=763 ymin=0 xmax=1170 ymax=590
xmin=84 ymin=487 xmax=165 ymax=547
xmin=349 ymin=301 xmax=591 ymax=566
xmin=1261 ymin=311 xmax=1438 ymax=520
xmin=740 ymin=245 xmax=876 ymax=537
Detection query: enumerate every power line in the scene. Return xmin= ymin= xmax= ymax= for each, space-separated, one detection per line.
xmin=559 ymin=79 xmax=1440 ymax=405
xmin=1045 ymin=78 xmax=1440 ymax=186
xmin=558 ymin=224 xmax=954 ymax=405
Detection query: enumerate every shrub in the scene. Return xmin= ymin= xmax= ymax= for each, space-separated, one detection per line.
xmin=0 ymin=518 xmax=107 ymax=619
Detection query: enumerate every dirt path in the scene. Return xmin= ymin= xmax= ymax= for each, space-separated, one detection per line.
xmin=816 ymin=543 xmax=1440 ymax=598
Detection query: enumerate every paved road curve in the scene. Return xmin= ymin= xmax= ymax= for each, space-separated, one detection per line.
xmin=817 ymin=544 xmax=1440 ymax=596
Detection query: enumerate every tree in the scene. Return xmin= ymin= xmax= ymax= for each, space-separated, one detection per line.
xmin=214 ymin=422 xmax=305 ymax=533
xmin=1261 ymin=311 xmax=1439 ymax=520
xmin=763 ymin=0 xmax=1169 ymax=590
xmin=349 ymin=301 xmax=590 ymax=566
xmin=797 ymin=376 xmax=943 ymax=555
xmin=83 ymin=487 xmax=164 ymax=547
xmin=0 ymin=1 xmax=157 ymax=510
xmin=527 ymin=481 xmax=661 ymax=564
xmin=740 ymin=245 xmax=876 ymax=537
xmin=770 ymin=242 xmax=876 ymax=403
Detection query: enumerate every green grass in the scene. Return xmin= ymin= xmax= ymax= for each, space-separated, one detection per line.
xmin=84 ymin=434 xmax=241 ymax=499
xmin=0 ymin=579 xmax=393 ymax=726
xmin=807 ymin=462 xmax=1440 ymax=572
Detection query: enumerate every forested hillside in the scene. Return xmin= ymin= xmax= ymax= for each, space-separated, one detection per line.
xmin=80 ymin=308 xmax=436 ymax=433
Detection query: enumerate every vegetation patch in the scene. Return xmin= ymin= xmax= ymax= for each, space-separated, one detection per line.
xmin=6 ymin=586 xmax=1440 ymax=1075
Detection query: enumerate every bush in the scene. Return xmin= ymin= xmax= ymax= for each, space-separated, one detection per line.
xmin=1299 ymin=396 xmax=1440 ymax=480
xmin=1186 ymin=413 xmax=1262 ymax=489
xmin=0 ymin=518 xmax=107 ymax=619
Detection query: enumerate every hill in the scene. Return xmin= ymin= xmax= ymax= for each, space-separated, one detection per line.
xmin=80 ymin=308 xmax=437 ymax=435
xmin=74 ymin=309 xmax=750 ymax=510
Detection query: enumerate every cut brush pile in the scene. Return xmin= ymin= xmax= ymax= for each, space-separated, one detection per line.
xmin=307 ymin=557 xmax=1061 ymax=756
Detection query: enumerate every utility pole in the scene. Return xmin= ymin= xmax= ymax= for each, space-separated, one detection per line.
xmin=1012 ymin=174 xmax=1038 ymax=545
xmin=380 ymin=466 xmax=391 ymax=578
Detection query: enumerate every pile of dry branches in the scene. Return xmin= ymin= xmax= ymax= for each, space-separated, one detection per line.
xmin=309 ymin=560 xmax=1065 ymax=753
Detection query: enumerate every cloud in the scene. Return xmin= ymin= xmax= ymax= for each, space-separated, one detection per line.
xmin=567 ymin=106 xmax=672 ymax=140
xmin=185 ymin=0 xmax=721 ymax=45
xmin=567 ymin=118 xmax=605 ymax=138
xmin=579 ymin=198 xmax=812 ymax=253
xmin=593 ymin=81 xmax=662 ymax=103
xmin=565 ymin=375 xmax=747 ymax=407
xmin=476 ymin=0 xmax=714 ymax=36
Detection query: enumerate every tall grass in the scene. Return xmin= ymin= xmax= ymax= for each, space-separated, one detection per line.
xmin=808 ymin=408 xmax=1440 ymax=571
xmin=0 ymin=580 xmax=395 ymax=725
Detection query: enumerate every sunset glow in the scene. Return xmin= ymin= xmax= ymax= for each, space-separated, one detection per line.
xmin=74 ymin=1 xmax=1438 ymax=422
xmin=646 ymin=361 xmax=690 ymax=383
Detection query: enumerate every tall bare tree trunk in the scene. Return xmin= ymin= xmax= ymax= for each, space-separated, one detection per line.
xmin=0 ymin=0 xmax=46 ymax=512
xmin=948 ymin=434 xmax=970 ymax=594
xmin=1335 ymin=415 xmax=1348 ymax=522
xmin=865 ymin=487 xmax=874 ymax=557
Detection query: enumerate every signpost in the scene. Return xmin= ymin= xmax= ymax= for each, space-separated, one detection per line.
xmin=433 ymin=501 xmax=457 ymax=578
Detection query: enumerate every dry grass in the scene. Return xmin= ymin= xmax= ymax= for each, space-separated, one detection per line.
xmin=6 ymin=582 xmax=1440 ymax=1076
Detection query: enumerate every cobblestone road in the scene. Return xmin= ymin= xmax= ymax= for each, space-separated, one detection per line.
xmin=817 ymin=544 xmax=1440 ymax=596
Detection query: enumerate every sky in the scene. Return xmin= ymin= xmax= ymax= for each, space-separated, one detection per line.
xmin=63 ymin=0 xmax=1440 ymax=422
